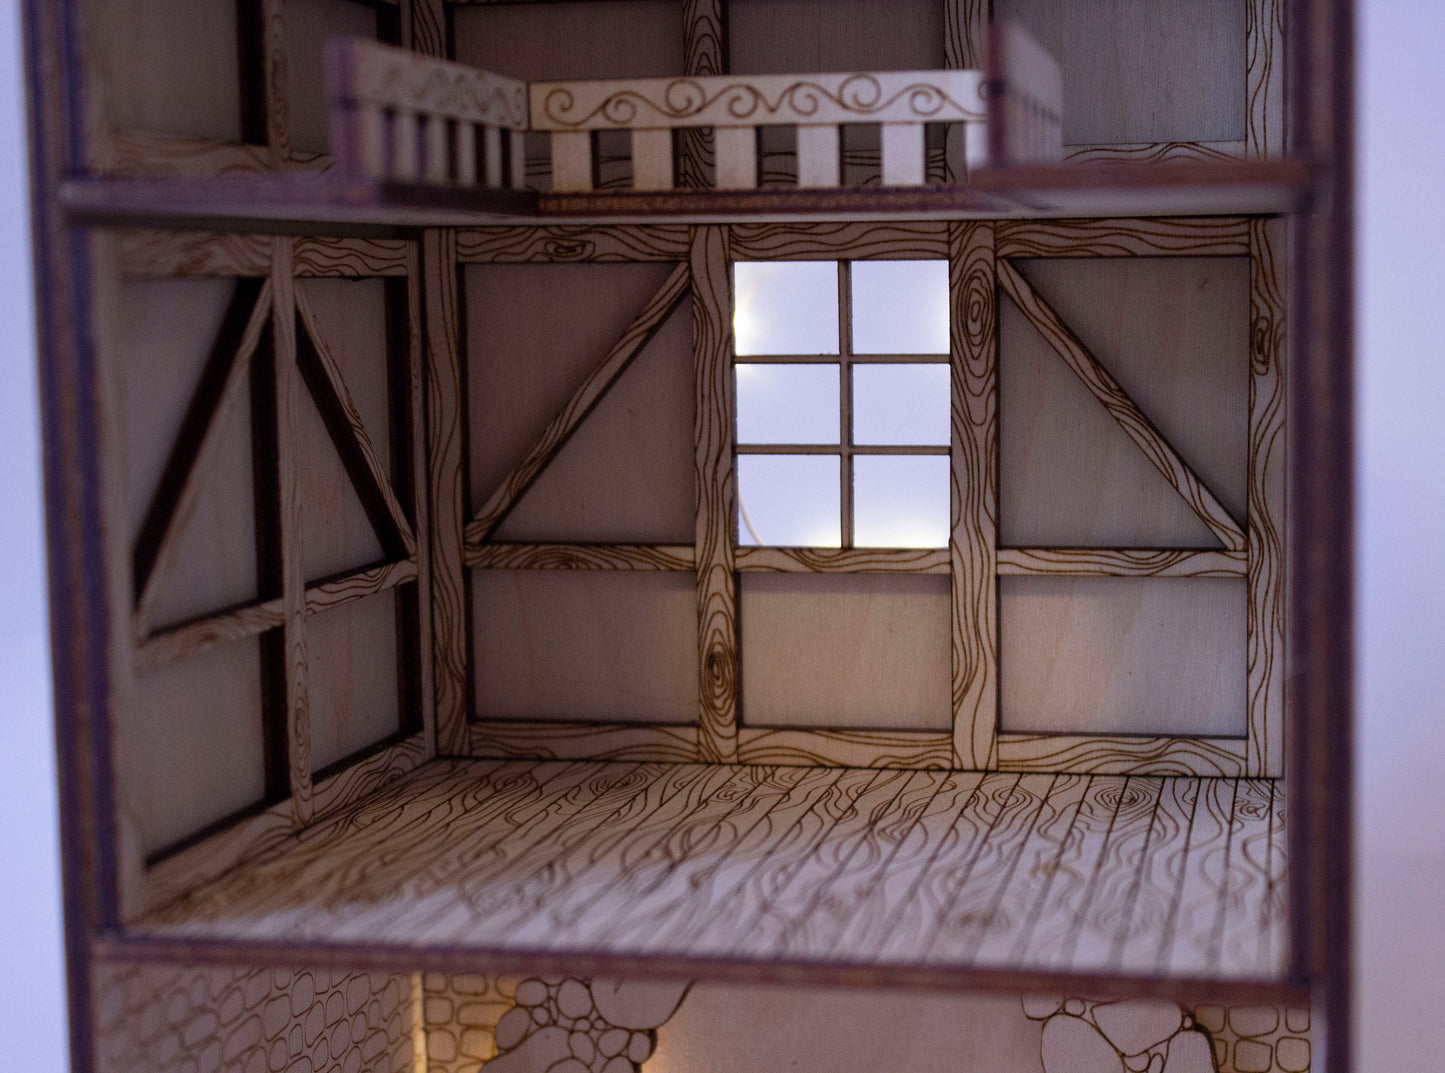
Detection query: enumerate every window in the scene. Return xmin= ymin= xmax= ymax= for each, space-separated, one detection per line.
xmin=733 ymin=259 xmax=951 ymax=548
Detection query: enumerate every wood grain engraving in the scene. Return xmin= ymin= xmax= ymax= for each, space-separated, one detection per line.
xmin=692 ymin=226 xmax=737 ymax=763
xmin=969 ymin=774 xmax=1092 ymax=968
xmin=1063 ymin=140 xmax=1248 ymax=166
xmin=457 ymin=225 xmax=691 ymax=264
xmin=997 ymin=548 xmax=1247 ymax=577
xmin=130 ymin=280 xmax=273 ymax=640
xmin=997 ymin=258 xmax=1247 ymax=552
xmin=735 ymin=728 xmax=955 ymax=770
xmin=404 ymin=247 xmax=439 ymax=761
xmin=293 ymin=238 xmax=413 ymax=278
xmin=466 ymin=263 xmax=690 ymax=544
xmin=133 ymin=762 xmax=1285 ymax=980
xmin=950 ymin=221 xmax=997 ymax=771
xmin=115 ymin=231 xmax=273 ymax=279
xmin=680 ymin=0 xmax=726 ymax=189
xmin=995 ymin=218 xmax=1252 ymax=259
xmin=422 ymin=229 xmax=469 ymax=756
xmin=135 ymin=560 xmax=418 ymax=674
xmin=1246 ymin=0 xmax=1286 ymax=159
xmin=467 ymin=543 xmax=695 ymax=572
xmin=736 ymin=547 xmax=948 ymax=574
xmin=925 ymin=773 xmax=1055 ymax=965
xmin=410 ymin=0 xmax=448 ymax=59
xmin=469 ymin=721 xmax=700 ymax=763
xmin=996 ymin=735 xmax=1248 ymax=777
xmin=1248 ymin=218 xmax=1287 ymax=777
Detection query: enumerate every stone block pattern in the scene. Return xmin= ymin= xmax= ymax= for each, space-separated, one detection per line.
xmin=1195 ymin=1003 xmax=1312 ymax=1073
xmin=422 ymin=973 xmax=520 ymax=1072
xmin=91 ymin=962 xmax=415 ymax=1073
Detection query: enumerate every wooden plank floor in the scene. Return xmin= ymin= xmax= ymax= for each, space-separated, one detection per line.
xmin=142 ymin=759 xmax=1286 ymax=981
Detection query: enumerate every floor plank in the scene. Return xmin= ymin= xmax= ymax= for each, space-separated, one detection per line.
xmin=141 ymin=759 xmax=1285 ymax=981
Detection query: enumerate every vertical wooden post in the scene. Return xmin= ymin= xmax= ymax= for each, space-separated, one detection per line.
xmin=949 ymin=221 xmax=997 ymax=771
xmin=405 ymin=249 xmax=438 ymax=761
xmin=410 ymin=0 xmax=447 ymax=59
xmin=680 ymin=0 xmax=725 ymax=188
xmin=260 ymin=0 xmax=289 ymax=164
xmin=87 ymin=232 xmax=149 ymax=918
xmin=1248 ymin=217 xmax=1286 ymax=776
xmin=423 ymin=229 xmax=470 ymax=756
xmin=943 ymin=0 xmax=988 ymax=181
xmin=271 ymin=238 xmax=313 ymax=823
xmin=1246 ymin=0 xmax=1286 ymax=159
xmin=692 ymin=226 xmax=738 ymax=763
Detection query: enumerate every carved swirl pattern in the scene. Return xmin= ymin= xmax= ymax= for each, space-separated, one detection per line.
xmin=538 ymin=74 xmax=980 ymax=129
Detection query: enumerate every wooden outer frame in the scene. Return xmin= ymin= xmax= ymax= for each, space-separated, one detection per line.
xmin=26 ymin=2 xmax=1351 ymax=1065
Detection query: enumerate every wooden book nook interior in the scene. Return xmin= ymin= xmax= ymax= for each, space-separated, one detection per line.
xmin=27 ymin=0 xmax=1353 ymax=1070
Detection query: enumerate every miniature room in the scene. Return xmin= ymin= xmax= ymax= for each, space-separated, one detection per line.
xmin=27 ymin=0 xmax=1352 ymax=1069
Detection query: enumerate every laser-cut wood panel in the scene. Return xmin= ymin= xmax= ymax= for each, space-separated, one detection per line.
xmin=739 ymin=574 xmax=952 ymax=731
xmin=91 ymin=961 xmax=417 ymax=1073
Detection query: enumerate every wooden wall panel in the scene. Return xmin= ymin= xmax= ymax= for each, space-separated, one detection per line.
xmin=453 ymin=0 xmax=685 ymax=80
xmin=999 ymin=576 xmax=1248 ymax=738
xmin=131 ymin=638 xmax=268 ymax=855
xmin=739 ymin=574 xmax=951 ymax=731
xmin=999 ymin=294 xmax=1215 ymax=548
xmin=305 ymin=590 xmax=406 ymax=773
xmin=281 ymin=0 xmax=381 ymax=155
xmin=112 ymin=279 xmax=241 ymax=543
xmin=472 ymin=571 xmax=698 ymax=724
xmin=998 ymin=256 xmax=1249 ymax=550
xmin=464 ymin=262 xmax=680 ymax=512
xmin=994 ymin=0 xmax=1247 ymax=147
xmin=728 ymin=0 xmax=946 ymax=74
xmin=1015 ymin=257 xmax=1251 ymax=522
xmin=494 ymin=304 xmax=695 ymax=544
xmin=83 ymin=0 xmax=244 ymax=143
xmin=295 ymin=279 xmax=394 ymax=469
xmin=141 ymin=368 xmax=259 ymax=631
xmin=92 ymin=961 xmax=416 ymax=1073
xmin=292 ymin=356 xmax=387 ymax=581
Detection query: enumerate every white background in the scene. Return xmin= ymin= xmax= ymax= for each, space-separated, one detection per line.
xmin=0 ymin=1 xmax=1441 ymax=1068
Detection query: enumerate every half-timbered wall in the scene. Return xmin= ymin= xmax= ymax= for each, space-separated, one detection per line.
xmin=453 ymin=218 xmax=1284 ymax=779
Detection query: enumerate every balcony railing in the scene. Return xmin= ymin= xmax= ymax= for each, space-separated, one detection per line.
xmin=324 ymin=31 xmax=1062 ymax=196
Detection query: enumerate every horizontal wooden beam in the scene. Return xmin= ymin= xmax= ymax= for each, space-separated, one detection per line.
xmin=466 ymin=543 xmax=695 ymax=571
xmin=469 ymin=721 xmax=700 ymax=763
xmin=736 ymin=728 xmax=955 ymax=769
xmin=736 ymin=547 xmax=949 ymax=574
xmin=997 ymin=548 xmax=1247 ymax=577
xmin=995 ymin=216 xmax=1251 ymax=258
xmin=457 ymin=225 xmax=690 ymax=263
xmin=135 ymin=559 xmax=418 ymax=673
xmin=994 ymin=734 xmax=1248 ymax=776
